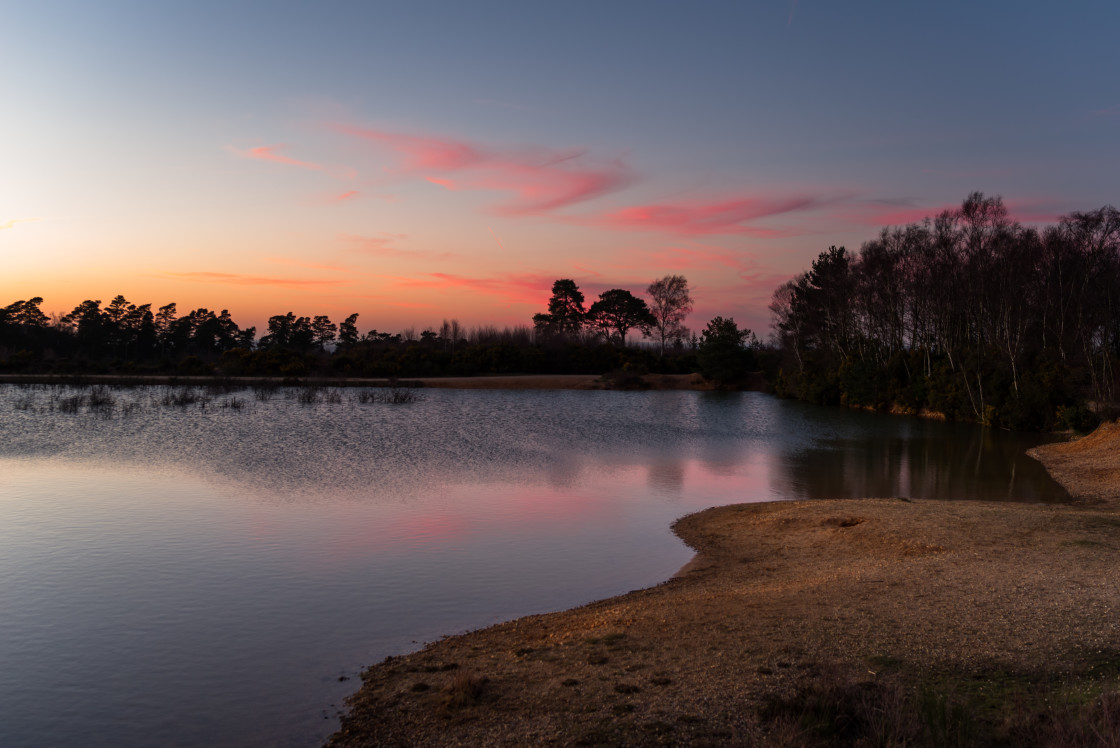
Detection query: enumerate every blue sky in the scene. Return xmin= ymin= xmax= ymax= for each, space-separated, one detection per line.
xmin=3 ymin=1 xmax=1118 ymax=333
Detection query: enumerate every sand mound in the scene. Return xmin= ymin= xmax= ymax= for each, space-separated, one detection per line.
xmin=1048 ymin=420 xmax=1120 ymax=455
xmin=1028 ymin=421 xmax=1120 ymax=507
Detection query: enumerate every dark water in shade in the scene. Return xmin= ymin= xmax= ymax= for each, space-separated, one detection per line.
xmin=0 ymin=385 xmax=1066 ymax=747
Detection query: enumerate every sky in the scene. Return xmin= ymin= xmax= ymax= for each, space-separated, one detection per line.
xmin=3 ymin=1 xmax=1119 ymax=337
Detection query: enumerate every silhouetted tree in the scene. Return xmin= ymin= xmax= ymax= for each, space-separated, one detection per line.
xmin=0 ymin=297 xmax=51 ymax=354
xmin=62 ymin=300 xmax=108 ymax=353
xmin=338 ymin=313 xmax=360 ymax=348
xmin=770 ymin=193 xmax=1120 ymax=428
xmin=698 ymin=316 xmax=755 ymax=386
xmin=311 ymin=315 xmax=337 ymax=350
xmin=290 ymin=316 xmax=314 ymax=349
xmin=587 ymin=289 xmax=655 ymax=344
xmin=533 ymin=279 xmax=586 ymax=340
xmin=259 ymin=312 xmax=296 ymax=348
xmin=647 ymin=275 xmax=693 ymax=355
xmin=190 ymin=309 xmax=223 ymax=353
xmin=769 ymin=280 xmax=803 ymax=373
xmin=1 ymin=297 xmax=49 ymax=329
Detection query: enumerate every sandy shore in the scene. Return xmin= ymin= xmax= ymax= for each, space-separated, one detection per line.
xmin=327 ymin=424 xmax=1120 ymax=746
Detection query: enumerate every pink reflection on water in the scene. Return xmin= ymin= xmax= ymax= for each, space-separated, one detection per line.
xmin=311 ymin=479 xmax=634 ymax=564
xmin=666 ymin=453 xmax=779 ymax=508
xmin=388 ymin=511 xmax=472 ymax=543
xmin=226 ymin=453 xmax=782 ymax=570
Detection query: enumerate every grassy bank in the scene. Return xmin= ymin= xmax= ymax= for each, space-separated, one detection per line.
xmin=326 ymin=425 xmax=1120 ymax=746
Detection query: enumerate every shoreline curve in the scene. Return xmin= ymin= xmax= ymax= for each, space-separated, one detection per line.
xmin=327 ymin=424 xmax=1120 ymax=746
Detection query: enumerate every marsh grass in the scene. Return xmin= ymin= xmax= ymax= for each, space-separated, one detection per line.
xmin=87 ymin=386 xmax=116 ymax=409
xmin=760 ymin=664 xmax=1120 ymax=748
xmin=297 ymin=386 xmax=321 ymax=404
xmin=204 ymin=381 xmax=243 ymax=396
xmin=1003 ymin=690 xmax=1120 ymax=747
xmin=221 ymin=397 xmax=246 ymax=410
xmin=439 ymin=672 xmax=490 ymax=713
xmin=161 ymin=388 xmax=206 ymax=407
xmin=355 ymin=387 xmax=422 ymax=404
xmin=4 ymin=382 xmax=413 ymax=415
xmin=56 ymin=394 xmax=84 ymax=414
xmin=916 ymin=684 xmax=976 ymax=747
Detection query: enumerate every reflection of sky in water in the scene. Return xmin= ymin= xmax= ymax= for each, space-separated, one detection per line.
xmin=0 ymin=387 xmax=1064 ymax=507
xmin=3 ymin=388 xmax=776 ymax=503
xmin=0 ymin=386 xmax=1067 ymax=748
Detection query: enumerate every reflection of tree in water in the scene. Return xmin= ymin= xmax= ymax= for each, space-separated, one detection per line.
xmin=773 ymin=420 xmax=1067 ymax=503
xmin=646 ymin=460 xmax=686 ymax=495
xmin=0 ymin=385 xmax=1069 ymax=506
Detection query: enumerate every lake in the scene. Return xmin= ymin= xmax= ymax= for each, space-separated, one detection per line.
xmin=0 ymin=384 xmax=1066 ymax=747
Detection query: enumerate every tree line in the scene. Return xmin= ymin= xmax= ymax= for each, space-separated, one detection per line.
xmin=0 ymin=274 xmax=757 ymax=382
xmin=770 ymin=192 xmax=1120 ymax=430
xmin=531 ymin=275 xmax=696 ymax=356
xmin=531 ymin=275 xmax=758 ymax=383
xmin=14 ymin=192 xmax=1115 ymax=431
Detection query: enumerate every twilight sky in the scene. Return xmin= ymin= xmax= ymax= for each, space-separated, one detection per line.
xmin=3 ymin=1 xmax=1118 ymax=336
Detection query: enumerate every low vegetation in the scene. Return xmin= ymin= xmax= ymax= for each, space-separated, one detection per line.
xmin=0 ymin=381 xmax=424 ymax=416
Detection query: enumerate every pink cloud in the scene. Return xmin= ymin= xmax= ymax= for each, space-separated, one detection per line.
xmin=472 ymin=151 xmax=634 ymax=216
xmin=426 ymin=176 xmax=458 ymax=190
xmin=597 ymin=194 xmax=834 ymax=236
xmin=344 ymin=233 xmax=402 ymax=253
xmin=334 ymin=126 xmax=483 ymax=171
xmin=624 ymin=243 xmax=786 ymax=296
xmin=388 ymin=300 xmax=438 ymax=310
xmin=395 ymin=272 xmax=556 ymax=305
xmin=229 ymin=144 xmax=359 ymax=183
xmin=333 ymin=124 xmax=635 ymax=215
xmin=263 ymin=257 xmax=350 ymax=272
xmin=232 ymin=144 xmax=324 ymax=171
xmin=341 ymin=233 xmax=460 ymax=262
xmin=569 ymin=264 xmax=604 ymax=278
xmin=330 ymin=190 xmax=360 ymax=203
xmin=646 ymin=246 xmax=746 ymax=271
xmin=162 ymin=271 xmax=343 ymax=288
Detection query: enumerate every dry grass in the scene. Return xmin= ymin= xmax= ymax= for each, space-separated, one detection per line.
xmin=439 ymin=672 xmax=491 ymax=713
xmin=354 ymin=387 xmax=422 ymax=404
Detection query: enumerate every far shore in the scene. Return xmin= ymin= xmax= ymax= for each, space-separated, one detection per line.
xmin=327 ymin=425 xmax=1120 ymax=746
xmin=416 ymin=373 xmax=713 ymax=390
xmin=0 ymin=372 xmax=716 ymax=391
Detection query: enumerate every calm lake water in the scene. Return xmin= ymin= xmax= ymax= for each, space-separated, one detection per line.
xmin=0 ymin=384 xmax=1066 ymax=747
